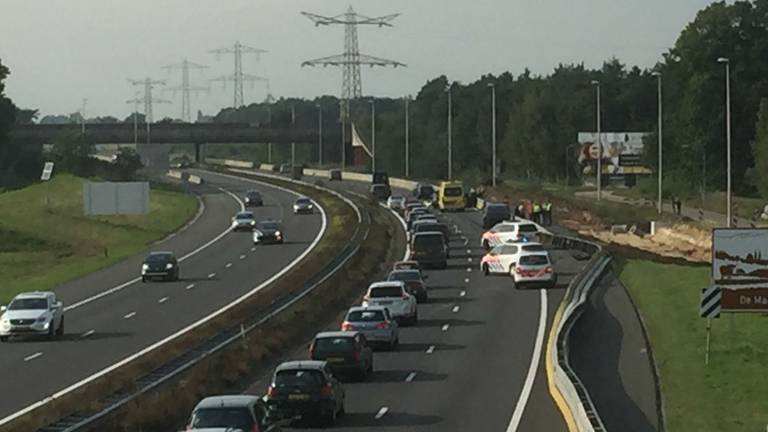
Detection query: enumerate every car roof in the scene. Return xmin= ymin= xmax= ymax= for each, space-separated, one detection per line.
xmin=296 ymin=196 xmax=311 ymax=200
xmin=258 ymin=219 xmax=280 ymax=224
xmin=276 ymin=360 xmax=326 ymax=372
xmin=394 ymin=260 xmax=419 ymax=265
xmin=369 ymin=281 xmax=405 ymax=289
xmin=236 ymin=211 xmax=254 ymax=216
xmin=315 ymin=331 xmax=359 ymax=339
xmin=413 ymin=231 xmax=443 ymax=237
xmin=247 ymin=190 xmax=261 ymax=194
xmin=518 ymin=250 xmax=550 ymax=258
xmin=195 ymin=395 xmax=259 ymax=409
xmin=14 ymin=291 xmax=51 ymax=299
xmin=390 ymin=269 xmax=420 ymax=275
xmin=148 ymin=251 xmax=174 ymax=257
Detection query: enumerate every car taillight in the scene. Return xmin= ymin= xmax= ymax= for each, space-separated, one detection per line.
xmin=514 ymin=267 xmax=523 ymax=274
xmin=320 ymin=383 xmax=333 ymax=397
xmin=252 ymin=423 xmax=261 ymax=432
xmin=266 ymin=385 xmax=275 ymax=397
xmin=341 ymin=322 xmax=354 ymax=331
xmin=375 ymin=321 xmax=389 ymax=329
xmin=545 ymin=266 xmax=553 ymax=273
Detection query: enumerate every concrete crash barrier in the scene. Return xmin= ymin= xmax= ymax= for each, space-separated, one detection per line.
xmin=546 ymin=234 xmax=610 ymax=432
xmin=187 ymin=174 xmax=204 ymax=185
xmin=223 ymin=159 xmax=254 ymax=169
xmin=204 ymin=158 xmax=227 ymax=166
xmin=166 ymin=170 xmax=183 ymax=180
xmin=260 ymin=163 xmax=275 ymax=171
xmin=303 ymin=168 xmax=331 ymax=178
xmin=389 ymin=177 xmax=418 ymax=191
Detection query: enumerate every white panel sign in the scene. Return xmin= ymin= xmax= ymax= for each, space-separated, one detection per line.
xmin=713 ymin=228 xmax=768 ymax=288
xmin=40 ymin=162 xmax=54 ymax=181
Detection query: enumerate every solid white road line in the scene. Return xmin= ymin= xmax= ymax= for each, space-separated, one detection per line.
xmin=405 ymin=372 xmax=417 ymax=382
xmin=81 ymin=330 xmax=95 ymax=338
xmin=185 ymin=283 xmax=195 ymax=290
xmin=460 ymin=290 xmax=467 ymax=297
xmin=24 ymin=352 xmax=43 ymax=362
xmin=63 ymin=186 xmax=245 ymax=312
xmin=452 ymin=305 xmax=460 ymax=313
xmin=506 ymin=288 xmax=548 ymax=432
xmin=441 ymin=324 xmax=450 ymax=332
xmin=426 ymin=345 xmax=436 ymax=354
xmin=225 ymin=263 xmax=233 ymax=268
xmin=123 ymin=312 xmax=136 ymax=319
xmin=158 ymin=297 xmax=168 ymax=304
xmin=375 ymin=407 xmax=389 ymax=419
xmin=207 ymin=273 xmax=216 ymax=279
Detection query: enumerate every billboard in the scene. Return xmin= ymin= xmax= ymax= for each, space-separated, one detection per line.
xmin=712 ymin=228 xmax=768 ymax=313
xmin=83 ymin=181 xmax=150 ymax=215
xmin=577 ymin=132 xmax=652 ymax=175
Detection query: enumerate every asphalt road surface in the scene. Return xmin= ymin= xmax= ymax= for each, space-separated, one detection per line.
xmin=0 ymin=170 xmax=324 ymax=420
xmin=243 ymin=175 xmax=584 ymax=432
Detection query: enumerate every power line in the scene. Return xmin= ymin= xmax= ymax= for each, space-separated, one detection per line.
xmin=301 ymin=6 xmax=405 ymax=116
xmin=163 ymin=58 xmax=209 ymax=123
xmin=210 ymin=41 xmax=268 ymax=108
xmin=127 ymin=77 xmax=170 ymax=124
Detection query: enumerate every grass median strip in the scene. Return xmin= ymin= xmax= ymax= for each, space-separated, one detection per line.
xmin=618 ymin=259 xmax=768 ymax=432
xmin=0 ymin=174 xmax=198 ymax=304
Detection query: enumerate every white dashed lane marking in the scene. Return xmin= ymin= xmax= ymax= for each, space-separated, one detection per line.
xmin=405 ymin=372 xmax=417 ymax=382
xmin=426 ymin=345 xmax=436 ymax=354
xmin=185 ymin=283 xmax=195 ymax=290
xmin=240 ymin=254 xmax=246 ymax=260
xmin=24 ymin=352 xmax=43 ymax=362
xmin=466 ymin=268 xmax=472 ymax=273
xmin=124 ymin=312 xmax=136 ymax=319
xmin=465 ymin=278 xmax=470 ymax=283
xmin=251 ymin=247 xmax=257 ymax=252
xmin=441 ymin=324 xmax=450 ymax=331
xmin=375 ymin=407 xmax=389 ymax=419
xmin=158 ymin=297 xmax=169 ymax=304
xmin=467 ymin=249 xmax=472 ymax=254
xmin=452 ymin=305 xmax=460 ymax=313
xmin=208 ymin=273 xmax=216 ymax=279
xmin=460 ymin=290 xmax=467 ymax=297
xmin=225 ymin=263 xmax=233 ymax=268
xmin=468 ymin=257 xmax=473 ymax=263
xmin=81 ymin=330 xmax=95 ymax=338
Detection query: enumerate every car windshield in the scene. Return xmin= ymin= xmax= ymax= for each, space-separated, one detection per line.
xmin=496 ymin=245 xmax=518 ymax=255
xmin=493 ymin=225 xmax=516 ymax=233
xmin=236 ymin=213 xmax=254 ymax=220
xmin=247 ymin=192 xmax=261 ymax=198
xmin=9 ymin=298 xmax=48 ymax=310
xmin=369 ymin=286 xmax=403 ymax=298
xmin=416 ymin=224 xmax=441 ymax=232
xmin=257 ymin=222 xmax=280 ymax=230
xmin=388 ymin=270 xmax=421 ymax=282
xmin=275 ymin=369 xmax=324 ymax=389
xmin=519 ymin=254 xmax=550 ymax=266
xmin=314 ymin=337 xmax=355 ymax=353
xmin=145 ymin=253 xmax=172 ymax=263
xmin=296 ymin=198 xmax=311 ymax=205
xmin=444 ymin=187 xmax=462 ymax=197
xmin=522 ymin=244 xmax=545 ymax=252
xmin=372 ymin=185 xmax=386 ymax=192
xmin=346 ymin=310 xmax=386 ymax=322
xmin=419 ymin=186 xmax=433 ymax=194
xmin=413 ymin=234 xmax=444 ymax=251
xmin=190 ymin=407 xmax=253 ymax=429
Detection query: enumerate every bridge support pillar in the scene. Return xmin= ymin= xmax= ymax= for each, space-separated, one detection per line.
xmin=194 ymin=142 xmax=202 ymax=163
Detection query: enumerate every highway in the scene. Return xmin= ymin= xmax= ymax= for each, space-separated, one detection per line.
xmin=0 ymin=171 xmax=325 ymax=422
xmin=242 ymin=175 xmax=584 ymax=432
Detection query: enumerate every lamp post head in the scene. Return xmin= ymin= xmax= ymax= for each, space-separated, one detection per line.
xmin=717 ymin=57 xmax=730 ymax=64
xmin=487 ymin=82 xmax=495 ymax=88
xmin=590 ymin=80 xmax=600 ymax=86
xmin=651 ymin=71 xmax=661 ymax=77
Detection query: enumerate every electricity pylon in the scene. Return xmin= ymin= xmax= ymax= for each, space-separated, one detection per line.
xmin=210 ymin=41 xmax=268 ymax=108
xmin=127 ymin=78 xmax=170 ymax=123
xmin=163 ymin=58 xmax=208 ymax=123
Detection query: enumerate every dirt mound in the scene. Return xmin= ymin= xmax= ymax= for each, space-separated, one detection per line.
xmin=581 ymin=223 xmax=710 ymax=263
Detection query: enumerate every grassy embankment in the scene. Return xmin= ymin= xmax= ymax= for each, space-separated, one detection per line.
xmin=0 ymin=174 xmax=197 ymax=303
xmin=619 ymin=259 xmax=768 ymax=432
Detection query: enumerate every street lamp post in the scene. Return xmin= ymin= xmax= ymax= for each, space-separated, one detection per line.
xmin=267 ymin=105 xmax=272 ymax=164
xmin=340 ymin=101 xmax=347 ymax=170
xmin=591 ymin=80 xmax=602 ymax=201
xmin=446 ymin=83 xmax=453 ymax=180
xmin=133 ymin=92 xmax=139 ymax=146
xmin=291 ymin=106 xmax=296 ymax=170
xmin=488 ymin=83 xmax=497 ymax=187
xmin=652 ymin=71 xmax=663 ymax=215
xmin=80 ymin=98 xmax=88 ymax=135
xmin=370 ymin=99 xmax=376 ymax=173
xmin=316 ymin=103 xmax=323 ymax=166
xmin=405 ymin=96 xmax=410 ymax=177
xmin=718 ymin=57 xmax=732 ymax=227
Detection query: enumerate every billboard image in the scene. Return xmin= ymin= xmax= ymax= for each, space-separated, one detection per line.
xmin=713 ymin=229 xmax=768 ymax=286
xmin=577 ymin=132 xmax=652 ymax=175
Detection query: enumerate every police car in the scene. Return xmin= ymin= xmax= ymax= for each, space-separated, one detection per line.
xmin=480 ymin=239 xmax=546 ymax=275
xmin=480 ymin=220 xmax=542 ymax=250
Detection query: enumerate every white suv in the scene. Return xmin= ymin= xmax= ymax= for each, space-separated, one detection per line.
xmin=481 ymin=241 xmax=546 ymax=275
xmin=481 ymin=220 xmax=542 ymax=250
xmin=510 ymin=251 xmax=557 ymax=288
xmin=362 ymin=281 xmax=418 ymax=325
xmin=0 ymin=291 xmax=64 ymax=342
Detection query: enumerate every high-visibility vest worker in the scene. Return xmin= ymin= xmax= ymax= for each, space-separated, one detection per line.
xmin=544 ymin=202 xmax=552 ymax=212
xmin=533 ymin=203 xmax=541 ymax=214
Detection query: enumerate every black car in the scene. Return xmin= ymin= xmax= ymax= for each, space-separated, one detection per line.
xmin=309 ymin=331 xmax=373 ymax=381
xmin=413 ymin=221 xmax=451 ymax=244
xmin=483 ymin=203 xmax=512 ymax=229
xmin=186 ymin=395 xmax=280 ymax=432
xmin=265 ymin=360 xmax=345 ymax=425
xmin=254 ymin=220 xmax=284 ymax=244
xmin=410 ymin=232 xmax=448 ymax=269
xmin=372 ymin=171 xmax=390 ymax=187
xmin=329 ymin=169 xmax=342 ymax=181
xmin=245 ymin=190 xmax=264 ymax=207
xmin=370 ymin=183 xmax=391 ymax=201
xmin=413 ymin=183 xmax=435 ymax=201
xmin=141 ymin=251 xmax=179 ymax=282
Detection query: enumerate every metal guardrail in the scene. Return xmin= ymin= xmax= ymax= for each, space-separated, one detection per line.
xmin=35 ymin=172 xmax=370 ymax=432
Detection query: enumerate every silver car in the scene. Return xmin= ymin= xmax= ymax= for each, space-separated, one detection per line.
xmin=341 ymin=306 xmax=399 ymax=349
xmin=293 ymin=197 xmax=314 ymax=214
xmin=186 ymin=395 xmax=281 ymax=431
xmin=362 ymin=281 xmax=418 ymax=325
xmin=0 ymin=291 xmax=64 ymax=342
xmin=232 ymin=211 xmax=256 ymax=231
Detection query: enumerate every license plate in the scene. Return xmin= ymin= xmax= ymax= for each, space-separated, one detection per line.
xmin=377 ymin=301 xmax=393 ymax=305
xmin=288 ymin=394 xmax=309 ymax=400
xmin=326 ymin=357 xmax=344 ymax=363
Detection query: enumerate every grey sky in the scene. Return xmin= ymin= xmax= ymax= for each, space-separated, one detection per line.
xmin=0 ymin=0 xmax=714 ymax=119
